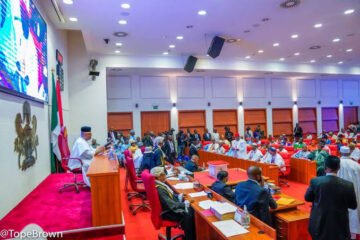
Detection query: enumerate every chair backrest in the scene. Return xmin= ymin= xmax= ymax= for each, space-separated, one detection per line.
xmin=125 ymin=157 xmax=140 ymax=191
xmin=124 ymin=150 xmax=131 ymax=158
xmin=141 ymin=170 xmax=163 ymax=229
xmin=58 ymin=130 xmax=71 ymax=172
xmin=328 ymin=144 xmax=338 ymax=156
xmin=279 ymin=152 xmax=291 ymax=175
xmin=246 ymin=145 xmax=252 ymax=153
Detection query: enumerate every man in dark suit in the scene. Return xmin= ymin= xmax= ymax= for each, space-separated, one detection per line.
xmin=189 ymin=140 xmax=199 ymax=157
xmin=162 ymin=135 xmax=176 ymax=164
xmin=184 ymin=155 xmax=203 ymax=172
xmin=151 ymin=167 xmax=196 ymax=240
xmin=203 ymin=128 xmax=212 ymax=141
xmin=211 ymin=170 xmax=235 ymax=202
xmin=235 ymin=166 xmax=277 ymax=226
xmin=305 ymin=156 xmax=357 ymax=240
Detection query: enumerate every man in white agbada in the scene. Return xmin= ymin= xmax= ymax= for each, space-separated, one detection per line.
xmin=69 ymin=126 xmax=105 ymax=187
xmin=338 ymin=146 xmax=360 ymax=239
xmin=261 ymin=147 xmax=286 ymax=172
xmin=247 ymin=143 xmax=263 ymax=161
xmin=231 ymin=133 xmax=247 ymax=159
xmin=349 ymin=143 xmax=360 ymax=162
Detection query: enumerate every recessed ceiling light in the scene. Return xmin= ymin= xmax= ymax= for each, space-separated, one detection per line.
xmin=169 ymin=44 xmax=175 ymax=48
xmin=314 ymin=23 xmax=323 ymax=28
xmin=163 ymin=52 xmax=169 ymax=55
xmin=115 ymin=50 xmax=120 ymax=54
xmin=326 ymin=54 xmax=333 ymax=58
xmin=291 ymin=34 xmax=299 ymax=39
xmin=310 ymin=59 xmax=316 ymax=63
xmin=245 ymin=56 xmax=251 ymax=59
xmin=198 ymin=10 xmax=207 ymax=16
xmin=279 ymin=58 xmax=285 ymax=61
xmin=115 ymin=42 xmax=122 ymax=46
xmin=258 ymin=50 xmax=264 ymax=53
xmin=226 ymin=39 xmax=237 ymax=43
xmin=69 ymin=17 xmax=78 ymax=22
xmin=118 ymin=20 xmax=127 ymax=25
xmin=113 ymin=31 xmax=128 ymax=37
xmin=63 ymin=0 xmax=73 ymax=4
xmin=346 ymin=48 xmax=353 ymax=52
xmin=338 ymin=61 xmax=343 ymax=64
xmin=294 ymin=52 xmax=300 ymax=56
xmin=176 ymin=35 xmax=183 ymax=40
xmin=309 ymin=45 xmax=321 ymax=50
xmin=344 ymin=9 xmax=355 ymax=15
xmin=121 ymin=3 xmax=131 ymax=9
xmin=273 ymin=43 xmax=280 ymax=47
xmin=332 ymin=38 xmax=341 ymax=42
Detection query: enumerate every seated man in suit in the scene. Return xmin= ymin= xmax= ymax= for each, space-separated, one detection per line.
xmin=189 ymin=139 xmax=199 ymax=157
xmin=305 ymin=156 xmax=357 ymax=240
xmin=210 ymin=170 xmax=235 ymax=202
xmin=235 ymin=166 xmax=277 ymax=226
xmin=184 ymin=155 xmax=203 ymax=172
xmin=151 ymin=167 xmax=196 ymax=240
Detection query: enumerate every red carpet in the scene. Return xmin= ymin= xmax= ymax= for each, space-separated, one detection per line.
xmin=0 ymin=168 xmax=310 ymax=240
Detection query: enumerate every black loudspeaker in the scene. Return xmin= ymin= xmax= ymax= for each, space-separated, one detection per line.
xmin=207 ymin=36 xmax=225 ymax=58
xmin=184 ymin=55 xmax=197 ymax=73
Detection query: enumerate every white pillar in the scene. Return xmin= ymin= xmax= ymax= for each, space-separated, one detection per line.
xmin=170 ymin=107 xmax=178 ymax=132
xmin=293 ymin=104 xmax=298 ymax=127
xmin=133 ymin=110 xmax=141 ymax=137
xmin=266 ymin=106 xmax=273 ymax=136
xmin=206 ymin=108 xmax=213 ymax=132
xmin=316 ymin=106 xmax=322 ymax=135
xmin=339 ymin=104 xmax=344 ymax=130
xmin=238 ymin=106 xmax=244 ymax=135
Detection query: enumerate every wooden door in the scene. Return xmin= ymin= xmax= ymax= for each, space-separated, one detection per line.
xmin=298 ymin=108 xmax=317 ymax=134
xmin=213 ymin=109 xmax=238 ymax=137
xmin=344 ymin=107 xmax=358 ymax=128
xmin=141 ymin=111 xmax=170 ymax=137
xmin=272 ymin=109 xmax=293 ymax=136
xmin=178 ymin=110 xmax=206 ymax=136
xmin=107 ymin=112 xmax=133 ymax=136
xmin=244 ymin=109 xmax=267 ymax=137
xmin=322 ymin=108 xmax=339 ymax=132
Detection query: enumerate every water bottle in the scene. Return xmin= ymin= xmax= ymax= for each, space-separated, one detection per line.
xmin=184 ymin=200 xmax=190 ymax=213
xmin=241 ymin=205 xmax=250 ymax=228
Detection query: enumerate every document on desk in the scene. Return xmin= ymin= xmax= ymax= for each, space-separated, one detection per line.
xmin=188 ymin=191 xmax=207 ymax=198
xmin=212 ymin=220 xmax=249 ymax=237
xmin=210 ymin=202 xmax=237 ymax=215
xmin=167 ymin=177 xmax=179 ymax=180
xmin=173 ymin=182 xmax=194 ymax=189
xmin=276 ymin=197 xmax=295 ymax=205
xmin=198 ymin=200 xmax=215 ymax=210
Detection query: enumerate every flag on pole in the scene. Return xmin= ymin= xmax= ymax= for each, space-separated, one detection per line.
xmin=50 ymin=71 xmax=63 ymax=173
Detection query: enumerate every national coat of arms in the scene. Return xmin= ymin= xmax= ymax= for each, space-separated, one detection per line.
xmin=14 ymin=101 xmax=39 ymax=171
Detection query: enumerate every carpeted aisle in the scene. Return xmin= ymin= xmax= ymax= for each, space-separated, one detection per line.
xmin=280 ymin=180 xmax=311 ymax=212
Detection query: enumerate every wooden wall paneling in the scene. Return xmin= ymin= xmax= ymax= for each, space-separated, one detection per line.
xmin=244 ymin=109 xmax=267 ymax=136
xmin=141 ymin=111 xmax=170 ymax=136
xmin=107 ymin=112 xmax=133 ymax=135
xmin=298 ymin=108 xmax=317 ymax=134
xmin=344 ymin=107 xmax=358 ymax=128
xmin=272 ymin=109 xmax=293 ymax=136
xmin=213 ymin=109 xmax=238 ymax=136
xmin=322 ymin=108 xmax=339 ymax=132
xmin=178 ymin=110 xmax=206 ymax=136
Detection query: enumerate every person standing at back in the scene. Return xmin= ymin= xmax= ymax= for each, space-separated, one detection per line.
xmin=305 ymin=156 xmax=357 ymax=240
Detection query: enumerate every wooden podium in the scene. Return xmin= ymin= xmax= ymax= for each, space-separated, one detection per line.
xmin=87 ymin=155 xmax=123 ymax=226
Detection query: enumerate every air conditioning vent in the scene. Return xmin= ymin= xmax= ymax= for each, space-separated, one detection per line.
xmin=51 ymin=0 xmax=65 ymax=23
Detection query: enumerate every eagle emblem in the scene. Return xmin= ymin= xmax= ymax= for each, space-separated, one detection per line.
xmin=14 ymin=101 xmax=39 ymax=171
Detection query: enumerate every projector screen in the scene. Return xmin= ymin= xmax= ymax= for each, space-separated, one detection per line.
xmin=0 ymin=0 xmax=48 ymax=102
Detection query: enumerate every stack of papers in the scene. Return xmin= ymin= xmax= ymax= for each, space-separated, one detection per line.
xmin=166 ymin=177 xmax=179 ymax=181
xmin=276 ymin=197 xmax=295 ymax=205
xmin=173 ymin=182 xmax=194 ymax=189
xmin=198 ymin=200 xmax=215 ymax=210
xmin=210 ymin=202 xmax=237 ymax=215
xmin=188 ymin=191 xmax=207 ymax=198
xmin=212 ymin=220 xmax=249 ymax=237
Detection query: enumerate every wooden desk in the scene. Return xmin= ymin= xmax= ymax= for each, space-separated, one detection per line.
xmin=198 ymin=151 xmax=279 ymax=185
xmin=87 ymin=155 xmax=123 ymax=226
xmin=274 ymin=209 xmax=311 ymax=240
xmin=166 ymin=179 xmax=276 ymax=240
xmin=288 ymin=158 xmax=317 ymax=184
xmin=193 ymin=169 xmax=304 ymax=213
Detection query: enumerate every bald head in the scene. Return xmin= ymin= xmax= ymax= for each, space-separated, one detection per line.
xmin=247 ymin=166 xmax=262 ymax=182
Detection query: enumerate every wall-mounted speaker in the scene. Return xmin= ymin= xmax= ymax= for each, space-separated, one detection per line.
xmin=207 ymin=36 xmax=225 ymax=58
xmin=184 ymin=55 xmax=197 ymax=73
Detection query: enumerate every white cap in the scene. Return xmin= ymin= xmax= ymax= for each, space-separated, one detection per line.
xmin=150 ymin=166 xmax=165 ymax=177
xmin=340 ymin=146 xmax=350 ymax=154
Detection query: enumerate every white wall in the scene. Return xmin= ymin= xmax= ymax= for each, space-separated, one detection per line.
xmin=0 ymin=5 xmax=69 ymax=218
xmin=107 ymin=74 xmax=360 ymax=136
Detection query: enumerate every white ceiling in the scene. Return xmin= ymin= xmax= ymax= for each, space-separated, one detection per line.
xmin=40 ymin=0 xmax=360 ymax=66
